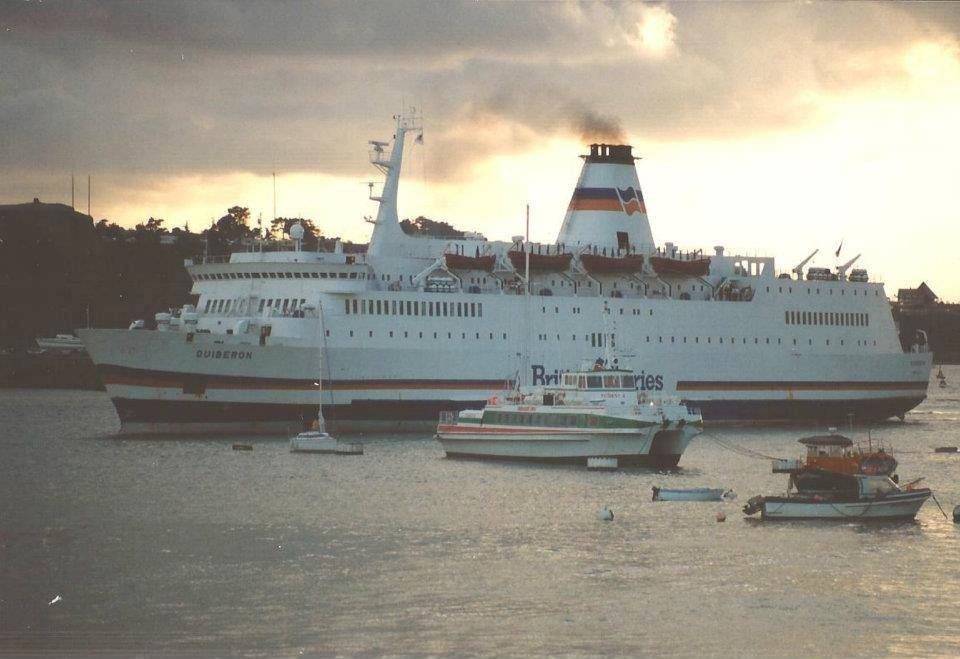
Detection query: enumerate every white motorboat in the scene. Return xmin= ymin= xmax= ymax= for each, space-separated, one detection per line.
xmin=436 ymin=358 xmax=702 ymax=467
xmin=743 ymin=433 xmax=931 ymax=520
xmin=35 ymin=334 xmax=85 ymax=352
xmin=652 ymin=487 xmax=733 ymax=502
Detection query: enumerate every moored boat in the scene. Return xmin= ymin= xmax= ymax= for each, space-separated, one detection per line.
xmin=290 ymin=429 xmax=363 ymax=454
xmin=744 ymin=432 xmax=930 ymax=520
xmin=436 ymin=359 xmax=702 ymax=467
xmin=652 ymin=486 xmax=733 ymax=501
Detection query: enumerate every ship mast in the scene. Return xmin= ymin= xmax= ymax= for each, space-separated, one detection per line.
xmin=366 ymin=108 xmax=423 ymax=257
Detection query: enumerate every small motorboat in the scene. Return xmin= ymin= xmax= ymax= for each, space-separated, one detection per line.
xmin=289 ymin=429 xmax=363 ymax=455
xmin=934 ymin=446 xmax=959 ymax=454
xmin=744 ymin=432 xmax=930 ymax=521
xmin=652 ymin=486 xmax=733 ymax=502
xmin=507 ymin=246 xmax=573 ymax=273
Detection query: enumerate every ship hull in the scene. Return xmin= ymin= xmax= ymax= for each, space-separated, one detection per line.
xmin=79 ymin=286 xmax=932 ymax=435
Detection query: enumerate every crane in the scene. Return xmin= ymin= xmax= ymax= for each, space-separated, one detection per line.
xmin=835 ymin=253 xmax=861 ymax=281
xmin=792 ymin=249 xmax=818 ymax=280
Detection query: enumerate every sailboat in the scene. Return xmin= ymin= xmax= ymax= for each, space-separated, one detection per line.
xmin=937 ymin=365 xmax=947 ymax=387
xmin=289 ymin=263 xmax=363 ymax=455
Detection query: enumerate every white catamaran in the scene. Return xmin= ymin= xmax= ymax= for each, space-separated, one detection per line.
xmin=79 ymin=109 xmax=932 ymax=435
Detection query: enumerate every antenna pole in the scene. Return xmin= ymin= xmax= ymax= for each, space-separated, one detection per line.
xmin=272 ymin=172 xmax=276 ymax=226
xmin=71 ymin=173 xmax=75 ymax=210
xmin=525 ymin=204 xmax=530 ymax=294
xmin=87 ymin=175 xmax=91 ymax=217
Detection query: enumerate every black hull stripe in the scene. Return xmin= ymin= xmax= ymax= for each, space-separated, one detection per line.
xmin=110 ymin=395 xmax=927 ymax=429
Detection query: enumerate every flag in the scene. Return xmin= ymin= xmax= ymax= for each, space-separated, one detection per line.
xmin=835 ymin=240 xmax=843 ymax=258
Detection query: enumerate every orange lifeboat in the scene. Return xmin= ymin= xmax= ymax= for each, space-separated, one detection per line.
xmin=444 ymin=253 xmax=496 ymax=272
xmin=580 ymin=253 xmax=644 ymax=273
xmin=508 ymin=249 xmax=573 ymax=273
xmin=650 ymin=256 xmax=710 ymax=277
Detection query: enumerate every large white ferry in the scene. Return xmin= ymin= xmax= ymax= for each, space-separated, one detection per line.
xmin=79 ymin=110 xmax=932 ymax=435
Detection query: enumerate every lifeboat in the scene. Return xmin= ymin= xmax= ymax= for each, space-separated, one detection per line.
xmin=649 ymin=256 xmax=711 ymax=277
xmin=444 ymin=253 xmax=496 ymax=272
xmin=580 ymin=253 xmax=644 ymax=274
xmin=508 ymin=249 xmax=573 ymax=273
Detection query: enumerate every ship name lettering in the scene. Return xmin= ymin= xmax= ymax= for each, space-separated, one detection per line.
xmin=195 ymin=349 xmax=253 ymax=360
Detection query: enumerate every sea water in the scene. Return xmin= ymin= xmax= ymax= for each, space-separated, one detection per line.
xmin=1 ymin=369 xmax=959 ymax=655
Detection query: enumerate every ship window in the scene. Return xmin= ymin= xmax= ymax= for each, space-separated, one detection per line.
xmin=349 ymin=330 xmax=354 ymax=337
xmin=258 ymin=300 xmax=265 ymax=313
xmin=621 ymin=375 xmax=634 ymax=388
xmin=217 ymin=300 xmax=225 ymax=313
xmin=442 ymin=302 xmax=447 ymax=316
xmin=785 ymin=311 xmax=789 ymax=324
xmin=392 ymin=301 xmax=397 ymax=315
xmin=603 ymin=375 xmax=618 ymax=388
xmin=433 ymin=332 xmax=437 ymax=339
xmin=311 ymin=273 xmax=319 ymax=278
xmin=476 ymin=332 xmax=480 ymax=339
xmin=490 ymin=333 xmax=495 ymax=340
xmin=419 ymin=332 xmax=423 ymax=338
xmin=503 ymin=333 xmax=507 ymax=340
xmin=284 ymin=272 xmax=293 ymax=279
xmin=369 ymin=331 xmax=373 ymax=338
xmin=349 ymin=272 xmax=357 ymax=279
xmin=294 ymin=272 xmax=302 ymax=279
xmin=469 ymin=303 xmax=475 ymax=317
xmin=320 ymin=272 xmax=328 ymax=278
xmin=866 ymin=314 xmax=869 ymax=326
xmin=404 ymin=331 xmax=408 ymax=338
xmin=389 ymin=331 xmax=394 ymax=338
xmin=457 ymin=302 xmax=463 ymax=317
xmin=398 ymin=302 xmax=404 ymax=316
xmin=421 ymin=302 xmax=426 ymax=316
xmin=766 ymin=338 xmax=770 ymax=344
xmin=578 ymin=376 xmax=587 ymax=388
xmin=587 ymin=376 xmax=602 ymax=389
xmin=707 ymin=337 xmax=711 ymax=344
xmin=339 ymin=273 xmax=348 ymax=279
xmin=281 ymin=299 xmax=288 ymax=312
xmin=448 ymin=332 xmax=452 ymax=339
xmin=478 ymin=303 xmax=482 ymax=317
xmin=376 ymin=300 xmax=382 ymax=315
xmin=406 ymin=301 xmax=412 ymax=315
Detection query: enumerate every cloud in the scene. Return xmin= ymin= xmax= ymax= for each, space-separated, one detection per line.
xmin=0 ymin=0 xmax=957 ymax=187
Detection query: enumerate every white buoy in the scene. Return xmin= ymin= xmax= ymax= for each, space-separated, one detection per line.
xmin=716 ymin=511 xmax=726 ymax=523
xmin=597 ymin=507 xmax=614 ymax=521
xmin=49 ymin=595 xmax=62 ymax=606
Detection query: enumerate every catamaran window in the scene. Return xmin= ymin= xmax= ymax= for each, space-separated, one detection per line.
xmin=204 ymin=300 xmax=212 ymax=313
xmin=603 ymin=375 xmax=619 ymax=388
xmin=224 ymin=300 xmax=232 ymax=314
xmin=216 ymin=300 xmax=225 ymax=313
xmin=291 ymin=299 xmax=299 ymax=311
xmin=587 ymin=376 xmax=603 ymax=389
xmin=281 ymin=299 xmax=289 ymax=312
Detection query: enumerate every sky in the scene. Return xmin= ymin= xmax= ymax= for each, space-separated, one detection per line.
xmin=2 ymin=1 xmax=959 ymax=299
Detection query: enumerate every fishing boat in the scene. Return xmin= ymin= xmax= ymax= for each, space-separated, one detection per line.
xmin=435 ymin=358 xmax=702 ymax=467
xmin=743 ymin=433 xmax=931 ymax=520
xmin=651 ymin=486 xmax=733 ymax=501
xmin=35 ymin=334 xmax=85 ymax=353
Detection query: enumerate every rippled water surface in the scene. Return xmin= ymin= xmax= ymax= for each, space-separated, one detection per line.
xmin=3 ymin=370 xmax=960 ymax=656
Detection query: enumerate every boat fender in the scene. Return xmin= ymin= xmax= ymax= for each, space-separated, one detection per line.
xmin=716 ymin=511 xmax=726 ymax=523
xmin=488 ymin=396 xmax=498 ymax=405
xmin=652 ymin=486 xmax=660 ymax=502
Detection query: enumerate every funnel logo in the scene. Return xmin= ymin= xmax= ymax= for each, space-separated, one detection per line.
xmin=617 ymin=187 xmax=646 ymax=215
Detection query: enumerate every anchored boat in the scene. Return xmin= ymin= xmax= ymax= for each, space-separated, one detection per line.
xmin=743 ymin=432 xmax=931 ymax=520
xmin=436 ymin=358 xmax=702 ymax=467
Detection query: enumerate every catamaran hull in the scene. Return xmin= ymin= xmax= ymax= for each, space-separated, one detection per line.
xmin=436 ymin=426 xmax=698 ymax=467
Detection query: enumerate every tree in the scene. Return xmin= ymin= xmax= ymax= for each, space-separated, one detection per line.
xmin=94 ymin=218 xmax=127 ymax=241
xmin=400 ymin=216 xmax=464 ymax=238
xmin=205 ymin=206 xmax=255 ymax=244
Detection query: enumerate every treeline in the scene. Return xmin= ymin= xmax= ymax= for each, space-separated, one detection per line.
xmin=0 ymin=201 xmax=365 ymax=342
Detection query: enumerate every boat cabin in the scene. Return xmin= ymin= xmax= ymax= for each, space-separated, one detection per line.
xmin=799 ymin=435 xmax=859 ymax=475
